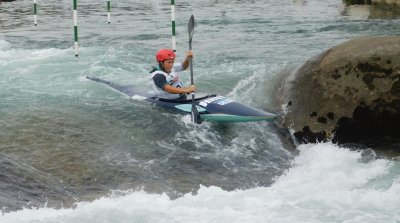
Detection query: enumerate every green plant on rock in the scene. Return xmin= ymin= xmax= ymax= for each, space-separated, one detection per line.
xmin=343 ymin=0 xmax=371 ymax=5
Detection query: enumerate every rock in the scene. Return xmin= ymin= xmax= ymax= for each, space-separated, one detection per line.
xmin=279 ymin=36 xmax=400 ymax=147
xmin=372 ymin=0 xmax=400 ymax=8
xmin=345 ymin=0 xmax=400 ymax=7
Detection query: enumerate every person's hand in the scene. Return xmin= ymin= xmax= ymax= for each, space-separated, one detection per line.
xmin=186 ymin=50 xmax=193 ymax=59
xmin=182 ymin=50 xmax=194 ymax=70
xmin=185 ymin=85 xmax=196 ymax=93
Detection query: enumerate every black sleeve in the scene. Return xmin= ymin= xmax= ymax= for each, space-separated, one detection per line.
xmin=152 ymin=73 xmax=168 ymax=89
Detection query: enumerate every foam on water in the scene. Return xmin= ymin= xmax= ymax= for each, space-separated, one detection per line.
xmin=1 ymin=143 xmax=399 ymax=223
xmin=0 ymin=37 xmax=11 ymax=50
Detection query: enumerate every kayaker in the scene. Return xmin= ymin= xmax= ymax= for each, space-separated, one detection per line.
xmin=150 ymin=48 xmax=196 ymax=98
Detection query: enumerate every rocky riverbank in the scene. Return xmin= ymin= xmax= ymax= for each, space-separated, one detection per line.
xmin=372 ymin=0 xmax=400 ymax=7
xmin=345 ymin=0 xmax=400 ymax=8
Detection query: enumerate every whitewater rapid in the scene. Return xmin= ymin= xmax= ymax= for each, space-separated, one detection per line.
xmin=1 ymin=143 xmax=399 ymax=223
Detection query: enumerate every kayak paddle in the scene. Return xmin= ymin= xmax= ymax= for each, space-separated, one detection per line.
xmin=188 ymin=15 xmax=201 ymax=124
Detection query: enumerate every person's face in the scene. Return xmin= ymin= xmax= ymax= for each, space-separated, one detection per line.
xmin=162 ymin=59 xmax=174 ymax=72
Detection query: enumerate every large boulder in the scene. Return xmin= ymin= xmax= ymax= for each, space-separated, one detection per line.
xmin=279 ymin=36 xmax=400 ymax=147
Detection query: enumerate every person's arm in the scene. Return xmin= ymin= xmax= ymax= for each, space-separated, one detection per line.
xmin=153 ymin=73 xmax=196 ymax=94
xmin=164 ymin=84 xmax=196 ymax=94
xmin=181 ymin=50 xmax=193 ymax=70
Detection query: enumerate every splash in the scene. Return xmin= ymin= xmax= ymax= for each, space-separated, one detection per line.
xmin=0 ymin=37 xmax=11 ymax=50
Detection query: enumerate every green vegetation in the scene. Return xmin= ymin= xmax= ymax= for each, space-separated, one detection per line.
xmin=343 ymin=0 xmax=371 ymax=5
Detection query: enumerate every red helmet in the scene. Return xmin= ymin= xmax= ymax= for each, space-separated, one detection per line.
xmin=156 ymin=49 xmax=176 ymax=62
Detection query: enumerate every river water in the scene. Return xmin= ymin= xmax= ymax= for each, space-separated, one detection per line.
xmin=0 ymin=0 xmax=400 ymax=222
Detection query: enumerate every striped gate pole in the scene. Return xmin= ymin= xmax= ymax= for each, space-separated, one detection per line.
xmin=107 ymin=0 xmax=111 ymax=24
xmin=73 ymin=0 xmax=79 ymax=57
xmin=33 ymin=0 xmax=37 ymax=26
xmin=171 ymin=0 xmax=176 ymax=52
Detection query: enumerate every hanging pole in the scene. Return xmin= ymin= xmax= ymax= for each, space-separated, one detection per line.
xmin=107 ymin=0 xmax=111 ymax=24
xmin=33 ymin=0 xmax=37 ymax=26
xmin=171 ymin=0 xmax=176 ymax=52
xmin=73 ymin=0 xmax=79 ymax=57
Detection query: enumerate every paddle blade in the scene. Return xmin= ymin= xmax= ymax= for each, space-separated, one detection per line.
xmin=188 ymin=15 xmax=194 ymax=42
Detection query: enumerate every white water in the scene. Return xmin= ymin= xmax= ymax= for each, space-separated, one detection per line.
xmin=1 ymin=143 xmax=399 ymax=223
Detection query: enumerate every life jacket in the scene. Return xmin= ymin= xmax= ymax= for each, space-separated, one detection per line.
xmin=150 ymin=63 xmax=184 ymax=98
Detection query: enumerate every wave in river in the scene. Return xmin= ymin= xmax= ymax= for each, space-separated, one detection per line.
xmin=1 ymin=142 xmax=399 ymax=223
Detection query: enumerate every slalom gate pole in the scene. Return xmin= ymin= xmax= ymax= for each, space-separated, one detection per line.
xmin=33 ymin=0 xmax=37 ymax=26
xmin=107 ymin=0 xmax=111 ymax=24
xmin=73 ymin=0 xmax=79 ymax=57
xmin=171 ymin=0 xmax=176 ymax=52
